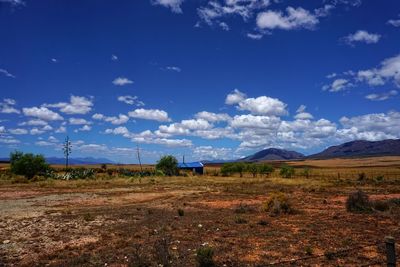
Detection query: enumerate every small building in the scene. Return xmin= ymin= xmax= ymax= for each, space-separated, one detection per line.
xmin=178 ymin=161 xmax=204 ymax=175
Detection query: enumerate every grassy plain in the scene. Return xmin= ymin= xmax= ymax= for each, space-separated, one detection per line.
xmin=1 ymin=156 xmax=400 ymax=266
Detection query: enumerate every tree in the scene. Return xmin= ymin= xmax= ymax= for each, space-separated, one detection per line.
xmin=247 ymin=163 xmax=258 ymax=178
xmin=280 ymin=165 xmax=295 ymax=178
xmin=234 ymin=162 xmax=246 ymax=178
xmin=258 ymin=164 xmax=274 ymax=177
xmin=10 ymin=151 xmax=50 ymax=179
xmin=156 ymin=155 xmax=178 ymax=176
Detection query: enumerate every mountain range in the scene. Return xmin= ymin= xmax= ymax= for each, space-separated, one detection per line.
xmin=0 ymin=157 xmax=115 ymax=165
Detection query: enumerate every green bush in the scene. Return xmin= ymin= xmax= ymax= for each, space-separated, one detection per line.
xmin=196 ymin=246 xmax=215 ymax=267
xmin=279 ymin=165 xmax=295 ymax=178
xmin=246 ymin=163 xmax=258 ymax=178
xmin=220 ymin=162 xmax=246 ymax=177
xmin=258 ymin=164 xmax=274 ymax=177
xmin=156 ymin=155 xmax=178 ymax=176
xmin=10 ymin=151 xmax=50 ymax=180
xmin=346 ymin=190 xmax=371 ymax=212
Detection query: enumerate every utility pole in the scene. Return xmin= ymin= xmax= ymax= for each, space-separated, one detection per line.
xmin=136 ymin=144 xmax=143 ymax=172
xmin=63 ymin=136 xmax=72 ymax=170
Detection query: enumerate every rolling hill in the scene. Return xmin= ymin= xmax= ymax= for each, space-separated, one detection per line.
xmin=308 ymin=139 xmax=400 ymax=159
xmin=240 ymin=148 xmax=305 ymax=162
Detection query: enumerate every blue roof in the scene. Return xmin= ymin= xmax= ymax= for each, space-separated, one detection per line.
xmin=177 ymin=162 xmax=204 ymax=168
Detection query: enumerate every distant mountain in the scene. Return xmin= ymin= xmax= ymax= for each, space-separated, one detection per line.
xmin=308 ymin=139 xmax=400 ymax=159
xmin=240 ymin=148 xmax=305 ymax=162
xmin=0 ymin=157 xmax=115 ymax=165
xmin=45 ymin=157 xmax=115 ymax=165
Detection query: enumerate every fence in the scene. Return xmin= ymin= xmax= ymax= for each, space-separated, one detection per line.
xmin=266 ymin=236 xmax=398 ymax=266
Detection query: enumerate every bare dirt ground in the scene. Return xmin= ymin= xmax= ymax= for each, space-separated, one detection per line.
xmin=1 ymin=163 xmax=400 ymax=266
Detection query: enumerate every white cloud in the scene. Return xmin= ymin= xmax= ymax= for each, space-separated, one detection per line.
xmin=152 ymin=0 xmax=184 ymax=13
xmin=322 ymin=78 xmax=352 ymax=92
xmin=69 ymin=118 xmax=91 ymax=125
xmin=0 ymin=0 xmax=25 ymax=6
xmin=365 ymin=90 xmax=398 ymax=101
xmin=19 ymin=119 xmax=49 ymax=127
xmin=111 ymin=54 xmax=118 ymax=61
xmin=219 ymin=22 xmax=230 ymax=31
xmin=51 ymin=58 xmax=58 ymax=63
xmin=128 ymin=108 xmax=171 ymax=122
xmin=165 ymin=66 xmax=182 ymax=72
xmin=294 ymin=105 xmax=313 ymax=120
xmin=195 ymin=111 xmax=231 ymax=122
xmin=117 ymin=95 xmax=145 ymax=106
xmin=235 ymin=96 xmax=288 ymax=116
xmin=387 ymin=15 xmax=400 ymax=27
xmin=193 ymin=146 xmax=233 ymax=160
xmin=43 ymin=95 xmax=93 ymax=115
xmin=23 ymin=107 xmax=63 ymax=121
xmin=342 ymin=30 xmax=381 ymax=45
xmin=0 ymin=136 xmax=20 ymax=144
xmin=256 ymin=7 xmax=319 ymax=31
xmin=230 ymin=114 xmax=281 ymax=129
xmin=8 ymin=128 xmax=28 ymax=135
xmin=0 ymin=98 xmax=20 ymax=114
xmin=247 ymin=33 xmax=263 ymax=40
xmin=112 ymin=77 xmax=134 ymax=86
xmin=0 ymin=68 xmax=16 ymax=78
xmin=357 ymin=54 xmax=400 ymax=88
xmin=225 ymin=89 xmax=246 ymax=105
xmin=92 ymin=113 xmax=129 ymax=125
xmin=30 ymin=128 xmax=45 ymax=135
xmin=55 ymin=126 xmax=66 ymax=133
xmin=158 ymin=119 xmax=213 ymax=136
xmin=74 ymin=125 xmax=92 ymax=132
xmin=197 ymin=0 xmax=270 ymax=27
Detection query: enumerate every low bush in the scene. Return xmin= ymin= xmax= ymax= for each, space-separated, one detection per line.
xmin=196 ymin=246 xmax=215 ymax=267
xmin=345 ymin=190 xmax=371 ymax=212
xmin=177 ymin=208 xmax=184 ymax=216
xmin=10 ymin=151 xmax=50 ymax=180
xmin=234 ymin=215 xmax=247 ymax=224
xmin=279 ymin=165 xmax=295 ymax=178
xmin=263 ymin=192 xmax=294 ymax=215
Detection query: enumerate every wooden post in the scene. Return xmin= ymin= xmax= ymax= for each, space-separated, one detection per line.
xmin=386 ymin=236 xmax=396 ymax=267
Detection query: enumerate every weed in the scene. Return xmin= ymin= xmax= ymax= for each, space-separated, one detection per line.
xmin=346 ymin=190 xmax=372 ymax=212
xmin=234 ymin=216 xmax=248 ymax=224
xmin=305 ymin=246 xmax=313 ymax=255
xmin=263 ymin=192 xmax=294 ymax=215
xmin=196 ymin=246 xmax=215 ymax=267
xmin=177 ymin=208 xmax=184 ymax=216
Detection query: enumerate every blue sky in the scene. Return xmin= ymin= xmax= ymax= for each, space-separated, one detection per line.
xmin=0 ymin=0 xmax=399 ymax=163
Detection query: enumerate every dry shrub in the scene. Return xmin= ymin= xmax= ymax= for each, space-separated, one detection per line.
xmin=263 ymin=192 xmax=294 ymax=215
xmin=346 ymin=190 xmax=371 ymax=212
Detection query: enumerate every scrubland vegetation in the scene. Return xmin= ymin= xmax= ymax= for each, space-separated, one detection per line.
xmin=1 ymin=155 xmax=400 ymax=266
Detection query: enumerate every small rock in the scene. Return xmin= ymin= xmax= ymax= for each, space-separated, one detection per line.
xmin=3 ymin=240 xmax=10 ymax=244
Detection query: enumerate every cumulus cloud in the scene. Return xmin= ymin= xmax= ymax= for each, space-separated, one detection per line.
xmin=111 ymin=54 xmax=118 ymax=61
xmin=128 ymin=108 xmax=171 ymax=122
xmin=23 ymin=107 xmax=63 ymax=121
xmin=8 ymin=128 xmax=28 ymax=135
xmin=365 ymin=90 xmax=398 ymax=101
xmin=256 ymin=7 xmax=319 ymax=31
xmin=19 ymin=119 xmax=48 ymax=126
xmin=247 ymin=33 xmax=263 ymax=40
xmin=197 ymin=0 xmax=270 ymax=27
xmin=69 ymin=118 xmax=92 ymax=125
xmin=387 ymin=15 xmax=400 ymax=27
xmin=152 ymin=0 xmax=184 ymax=13
xmin=117 ymin=95 xmax=145 ymax=106
xmin=92 ymin=113 xmax=129 ymax=125
xmin=357 ymin=54 xmax=400 ymax=88
xmin=322 ymin=78 xmax=353 ymax=92
xmin=195 ymin=111 xmax=231 ymax=122
xmin=225 ymin=89 xmax=246 ymax=105
xmin=342 ymin=30 xmax=381 ymax=45
xmin=74 ymin=125 xmax=92 ymax=132
xmin=236 ymin=96 xmax=288 ymax=116
xmin=43 ymin=95 xmax=93 ymax=115
xmin=112 ymin=77 xmax=134 ymax=86
xmin=193 ymin=146 xmax=233 ymax=160
xmin=0 ymin=98 xmax=20 ymax=114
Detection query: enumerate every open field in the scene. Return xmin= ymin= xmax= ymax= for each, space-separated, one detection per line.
xmin=1 ymin=157 xmax=400 ymax=266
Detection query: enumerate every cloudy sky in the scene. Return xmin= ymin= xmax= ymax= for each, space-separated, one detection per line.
xmin=0 ymin=0 xmax=399 ymax=163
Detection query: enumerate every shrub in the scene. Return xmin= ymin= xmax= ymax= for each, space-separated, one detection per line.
xmin=10 ymin=151 xmax=50 ymax=180
xmin=358 ymin=172 xmax=366 ymax=181
xmin=156 ymin=155 xmax=178 ymax=176
xmin=263 ymin=192 xmax=293 ymax=215
xmin=301 ymin=167 xmax=311 ymax=178
xmin=258 ymin=164 xmax=274 ymax=177
xmin=101 ymin=164 xmax=107 ymax=170
xmin=246 ymin=164 xmax=258 ymax=178
xmin=346 ymin=190 xmax=371 ymax=212
xmin=234 ymin=216 xmax=247 ymax=224
xmin=279 ymin=165 xmax=295 ymax=178
xmin=196 ymin=246 xmax=215 ymax=267
xmin=220 ymin=163 xmax=236 ymax=176
xmin=177 ymin=208 xmax=184 ymax=216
